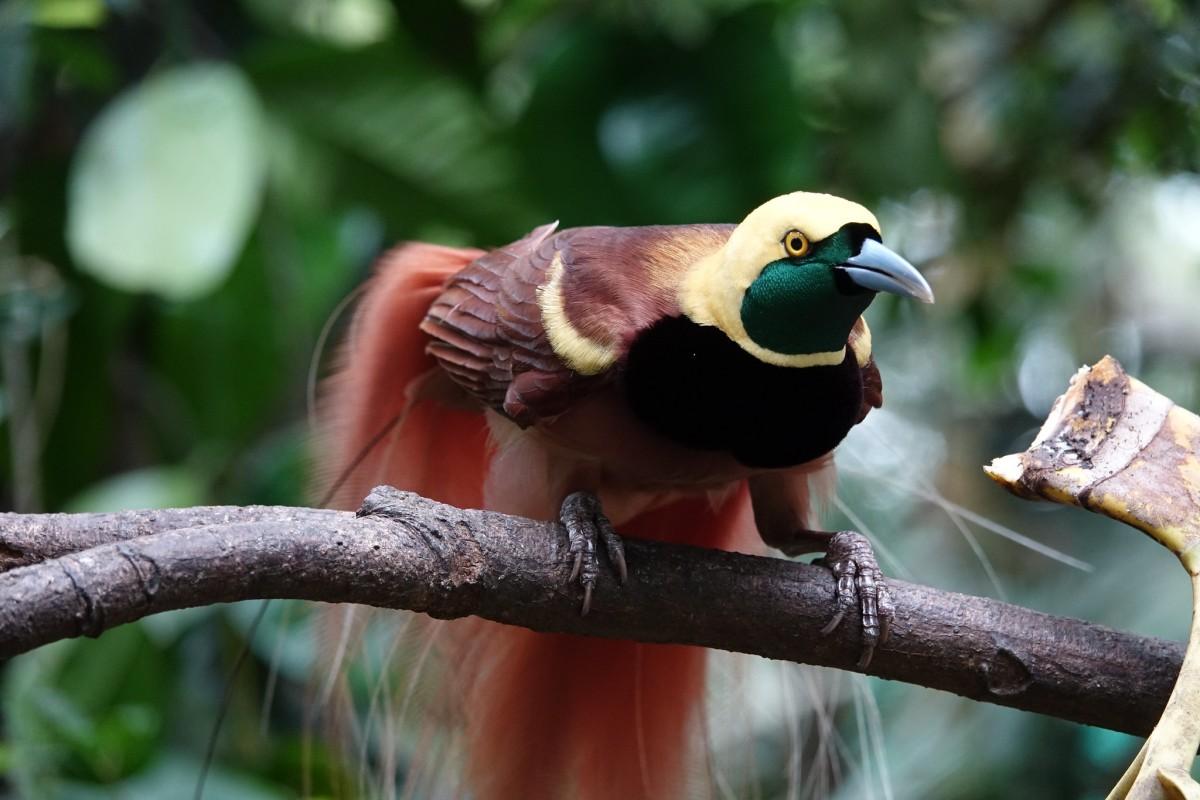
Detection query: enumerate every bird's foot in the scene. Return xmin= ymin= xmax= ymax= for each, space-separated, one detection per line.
xmin=816 ymin=531 xmax=895 ymax=670
xmin=560 ymin=491 xmax=627 ymax=615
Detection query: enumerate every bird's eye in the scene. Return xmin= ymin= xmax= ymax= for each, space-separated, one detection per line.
xmin=782 ymin=230 xmax=810 ymax=258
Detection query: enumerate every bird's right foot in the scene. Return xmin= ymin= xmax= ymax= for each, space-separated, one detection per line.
xmin=559 ymin=491 xmax=628 ymax=615
xmin=816 ymin=531 xmax=895 ymax=670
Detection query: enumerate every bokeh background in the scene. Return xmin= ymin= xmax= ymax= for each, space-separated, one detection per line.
xmin=2 ymin=0 xmax=1200 ymax=797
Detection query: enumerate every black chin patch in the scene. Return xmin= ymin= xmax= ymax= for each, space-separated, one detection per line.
xmin=622 ymin=316 xmax=865 ymax=469
xmin=833 ymin=269 xmax=873 ymax=296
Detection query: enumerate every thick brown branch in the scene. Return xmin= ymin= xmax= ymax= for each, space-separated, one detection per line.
xmin=0 ymin=486 xmax=1182 ymax=741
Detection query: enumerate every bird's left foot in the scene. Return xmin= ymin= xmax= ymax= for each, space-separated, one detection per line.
xmin=559 ymin=491 xmax=627 ymax=616
xmin=817 ymin=531 xmax=895 ymax=670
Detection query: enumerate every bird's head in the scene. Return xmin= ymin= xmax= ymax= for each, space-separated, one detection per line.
xmin=681 ymin=191 xmax=934 ymax=367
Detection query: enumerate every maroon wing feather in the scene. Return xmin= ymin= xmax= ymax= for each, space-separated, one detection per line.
xmin=420 ymin=222 xmax=582 ymax=425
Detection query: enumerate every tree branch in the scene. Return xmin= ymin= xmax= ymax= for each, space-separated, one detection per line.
xmin=0 ymin=486 xmax=1181 ymax=741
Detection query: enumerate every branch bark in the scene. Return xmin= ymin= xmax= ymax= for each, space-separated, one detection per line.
xmin=0 ymin=486 xmax=1182 ymax=741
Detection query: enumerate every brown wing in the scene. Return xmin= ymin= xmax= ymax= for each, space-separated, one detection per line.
xmin=420 ymin=222 xmax=734 ymax=427
xmin=419 ymin=222 xmax=581 ymax=426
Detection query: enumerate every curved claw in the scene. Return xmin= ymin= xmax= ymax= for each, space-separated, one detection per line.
xmin=581 ymin=582 xmax=594 ymax=617
xmin=820 ymin=610 xmax=846 ymax=636
xmin=606 ymin=534 xmax=628 ymax=584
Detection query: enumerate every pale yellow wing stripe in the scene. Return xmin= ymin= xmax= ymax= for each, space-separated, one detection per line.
xmin=537 ymin=252 xmax=619 ymax=376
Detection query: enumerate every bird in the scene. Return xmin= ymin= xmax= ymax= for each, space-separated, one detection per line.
xmin=319 ymin=190 xmax=934 ymax=800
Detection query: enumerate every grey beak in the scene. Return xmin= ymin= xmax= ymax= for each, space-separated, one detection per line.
xmin=838 ymin=239 xmax=935 ymax=304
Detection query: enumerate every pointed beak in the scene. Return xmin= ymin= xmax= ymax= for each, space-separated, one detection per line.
xmin=838 ymin=239 xmax=935 ymax=304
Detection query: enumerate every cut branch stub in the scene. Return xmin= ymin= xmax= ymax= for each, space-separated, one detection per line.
xmin=984 ymin=355 xmax=1200 ymax=800
xmin=985 ymin=355 xmax=1200 ymax=574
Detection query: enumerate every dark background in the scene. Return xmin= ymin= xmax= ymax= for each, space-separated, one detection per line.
xmin=2 ymin=0 xmax=1199 ymax=797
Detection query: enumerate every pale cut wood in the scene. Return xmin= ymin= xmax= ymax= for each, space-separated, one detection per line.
xmin=986 ymin=355 xmax=1200 ymax=800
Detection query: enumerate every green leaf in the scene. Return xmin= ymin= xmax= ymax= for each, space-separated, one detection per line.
xmin=67 ymin=63 xmax=265 ymax=300
xmin=63 ymin=465 xmax=210 ymax=512
xmin=244 ymin=0 xmax=394 ymax=48
xmin=5 ymin=627 xmax=173 ymax=789
xmin=34 ymin=0 xmax=106 ymax=28
xmin=250 ymin=42 xmax=538 ymax=234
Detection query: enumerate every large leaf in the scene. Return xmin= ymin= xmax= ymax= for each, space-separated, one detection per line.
xmin=62 ymin=465 xmax=211 ymax=513
xmin=33 ymin=0 xmax=106 ymax=28
xmin=250 ymin=42 xmax=539 ymax=236
xmin=244 ymin=0 xmax=394 ymax=48
xmin=67 ymin=63 xmax=264 ymax=300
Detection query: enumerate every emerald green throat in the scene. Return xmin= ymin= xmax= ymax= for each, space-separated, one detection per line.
xmin=740 ymin=229 xmax=874 ymax=357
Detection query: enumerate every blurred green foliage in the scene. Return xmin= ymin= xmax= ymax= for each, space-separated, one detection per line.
xmin=1 ymin=0 xmax=1199 ymax=797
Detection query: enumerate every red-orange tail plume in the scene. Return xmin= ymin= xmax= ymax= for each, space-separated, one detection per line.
xmin=319 ymin=242 xmax=488 ymax=512
xmin=319 ymin=243 xmax=754 ymax=799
